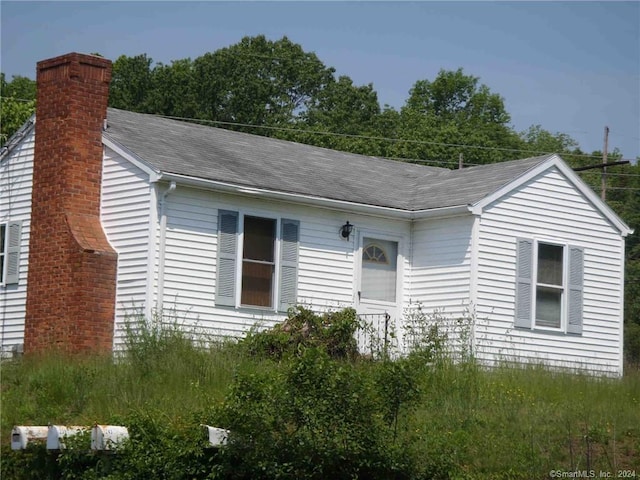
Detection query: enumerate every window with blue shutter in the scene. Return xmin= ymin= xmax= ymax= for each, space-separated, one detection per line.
xmin=1 ymin=221 xmax=22 ymax=285
xmin=514 ymin=238 xmax=584 ymax=334
xmin=215 ymin=210 xmax=300 ymax=311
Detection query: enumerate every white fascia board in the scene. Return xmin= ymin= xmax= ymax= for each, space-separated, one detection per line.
xmin=159 ymin=172 xmax=410 ymax=218
xmin=470 ymin=154 xmax=633 ymax=237
xmin=411 ymin=205 xmax=472 ymax=219
xmin=159 ymin=172 xmax=474 ymax=221
xmin=102 ymin=135 xmax=162 ymax=183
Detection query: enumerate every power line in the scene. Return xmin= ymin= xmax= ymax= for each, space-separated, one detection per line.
xmin=576 ymin=172 xmax=640 ymax=178
xmin=160 ymin=114 xmax=624 ymax=162
xmin=581 ymin=182 xmax=640 ymax=191
xmin=2 ymin=98 xmax=636 ymax=164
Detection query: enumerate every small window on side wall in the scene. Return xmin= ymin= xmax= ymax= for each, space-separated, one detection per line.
xmin=515 ymin=238 xmax=583 ymax=334
xmin=535 ymin=243 xmax=564 ymax=328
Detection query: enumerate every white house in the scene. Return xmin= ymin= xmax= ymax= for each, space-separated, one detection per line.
xmin=0 ymin=53 xmax=632 ymax=375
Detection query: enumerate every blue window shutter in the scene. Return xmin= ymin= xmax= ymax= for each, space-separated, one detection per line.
xmin=216 ymin=210 xmax=238 ymax=307
xmin=515 ymin=238 xmax=533 ymax=329
xmin=567 ymin=246 xmax=584 ymax=335
xmin=279 ymin=219 xmax=299 ymax=312
xmin=5 ymin=221 xmax=22 ymax=285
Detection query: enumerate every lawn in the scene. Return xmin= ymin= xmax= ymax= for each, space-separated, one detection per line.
xmin=2 ymin=309 xmax=638 ymax=479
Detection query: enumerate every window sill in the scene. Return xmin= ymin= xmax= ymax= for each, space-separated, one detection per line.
xmin=513 ymin=325 xmax=582 ymax=337
xmin=217 ymin=303 xmax=290 ymax=315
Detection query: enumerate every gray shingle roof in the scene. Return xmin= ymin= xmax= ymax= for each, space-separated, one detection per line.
xmin=104 ymin=108 xmax=553 ymax=211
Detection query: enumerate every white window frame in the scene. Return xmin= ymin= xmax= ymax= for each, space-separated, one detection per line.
xmin=236 ymin=212 xmax=281 ymax=310
xmin=515 ymin=237 xmax=583 ymax=335
xmin=355 ymin=229 xmax=404 ymax=308
xmin=532 ymin=240 xmax=568 ymax=332
xmin=215 ymin=208 xmax=299 ymax=313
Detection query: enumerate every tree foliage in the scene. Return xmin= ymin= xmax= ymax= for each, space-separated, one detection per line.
xmin=0 ymin=73 xmax=36 ymax=145
xmin=189 ymin=35 xmax=334 ymax=130
xmin=109 ymin=54 xmax=155 ymax=112
xmin=391 ymin=68 xmax=522 ymax=165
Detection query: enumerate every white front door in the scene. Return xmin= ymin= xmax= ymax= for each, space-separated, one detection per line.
xmin=355 ymin=235 xmax=401 ymax=354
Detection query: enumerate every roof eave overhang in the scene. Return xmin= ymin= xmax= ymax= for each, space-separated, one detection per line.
xmin=102 ymin=134 xmax=162 ymax=182
xmin=159 ymin=171 xmax=473 ymax=220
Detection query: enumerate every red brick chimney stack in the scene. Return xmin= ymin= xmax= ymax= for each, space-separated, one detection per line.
xmin=24 ymin=53 xmax=118 ymax=354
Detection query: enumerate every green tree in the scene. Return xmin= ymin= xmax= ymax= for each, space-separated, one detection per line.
xmin=109 ymin=54 xmax=154 ymax=112
xmin=283 ymin=75 xmax=384 ymax=155
xmin=0 ymin=74 xmax=36 ymax=145
xmin=0 ymin=97 xmax=35 ymax=146
xmin=191 ymin=35 xmax=335 ymax=130
xmin=518 ymin=124 xmax=591 ymax=168
xmin=393 ymin=68 xmax=521 ymax=166
xmin=610 ymin=161 xmax=640 ymax=364
xmin=146 ymin=58 xmax=198 ymax=118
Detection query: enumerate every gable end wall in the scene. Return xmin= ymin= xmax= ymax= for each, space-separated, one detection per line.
xmin=474 ymin=167 xmax=624 ymax=375
xmin=0 ymin=129 xmax=35 ymax=354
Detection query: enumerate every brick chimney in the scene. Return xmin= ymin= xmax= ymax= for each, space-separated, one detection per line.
xmin=24 ymin=53 xmax=118 ymax=354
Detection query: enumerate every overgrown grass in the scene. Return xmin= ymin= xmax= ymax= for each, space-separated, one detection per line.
xmin=0 ymin=315 xmax=243 ymax=435
xmin=1 ymin=308 xmax=639 ymax=479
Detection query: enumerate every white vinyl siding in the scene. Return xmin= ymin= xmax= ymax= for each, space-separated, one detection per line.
xmin=157 ymin=187 xmax=410 ymax=338
xmin=475 ymin=167 xmax=624 ymax=375
xmin=406 ymin=215 xmax=474 ymax=354
xmin=409 ymin=215 xmax=473 ymax=313
xmin=101 ymin=147 xmax=154 ymax=349
xmin=0 ymin=128 xmax=34 ymax=354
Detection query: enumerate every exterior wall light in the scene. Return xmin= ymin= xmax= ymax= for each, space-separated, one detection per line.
xmin=340 ymin=221 xmax=354 ymax=240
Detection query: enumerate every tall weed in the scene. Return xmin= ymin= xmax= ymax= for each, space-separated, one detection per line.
xmin=2 ymin=306 xmax=639 ymax=479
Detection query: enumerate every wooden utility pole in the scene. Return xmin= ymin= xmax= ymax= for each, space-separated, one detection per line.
xmin=602 ymin=126 xmax=609 ymax=201
xmin=458 ymin=152 xmax=463 ymax=169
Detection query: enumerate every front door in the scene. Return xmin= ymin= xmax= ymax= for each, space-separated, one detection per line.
xmin=356 ymin=236 xmax=400 ymax=354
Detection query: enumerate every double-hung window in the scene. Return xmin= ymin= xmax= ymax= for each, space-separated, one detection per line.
xmin=241 ymin=216 xmax=276 ymax=307
xmin=215 ymin=210 xmax=299 ymax=311
xmin=515 ymin=238 xmax=584 ymax=334
xmin=0 ymin=221 xmax=22 ymax=285
xmin=535 ymin=243 xmax=564 ymax=328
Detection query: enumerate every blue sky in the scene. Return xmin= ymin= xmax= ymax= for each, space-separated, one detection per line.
xmin=1 ymin=1 xmax=639 ymax=160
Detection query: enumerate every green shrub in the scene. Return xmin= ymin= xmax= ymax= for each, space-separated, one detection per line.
xmin=240 ymin=306 xmax=360 ymax=360
xmin=3 ymin=306 xmax=639 ymax=479
xmin=213 ymin=347 xmax=420 ymax=479
xmin=624 ymin=321 xmax=640 ymax=367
